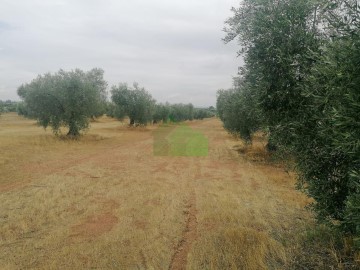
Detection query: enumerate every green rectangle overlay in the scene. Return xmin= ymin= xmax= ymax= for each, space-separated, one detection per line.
xmin=153 ymin=124 xmax=208 ymax=156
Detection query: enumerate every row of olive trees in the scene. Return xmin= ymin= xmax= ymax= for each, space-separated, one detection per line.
xmin=217 ymin=79 xmax=262 ymax=143
xmin=107 ymin=89 xmax=214 ymax=124
xmin=219 ymin=0 xmax=360 ymax=246
xmin=17 ymin=70 xmax=214 ymax=136
xmin=106 ymin=83 xmax=214 ymax=124
xmin=0 ymin=100 xmax=18 ymax=113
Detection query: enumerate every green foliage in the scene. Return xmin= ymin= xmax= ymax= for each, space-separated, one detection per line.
xmin=193 ymin=107 xmax=215 ymax=120
xmin=224 ymin=0 xmax=318 ymax=146
xmin=168 ymin=103 xmax=194 ymax=122
xmin=216 ymin=81 xmax=262 ymax=143
xmin=153 ymin=103 xmax=213 ymax=123
xmin=111 ymin=82 xmax=155 ymax=125
xmin=0 ymin=100 xmax=18 ymax=113
xmin=16 ymin=101 xmax=34 ymax=118
xmin=153 ymin=103 xmax=171 ymax=123
xmin=222 ymin=0 xmax=360 ymax=245
xmin=297 ymin=31 xmax=360 ymax=239
xmin=87 ymin=68 xmax=108 ymax=118
xmin=105 ymin=101 xmax=126 ymax=120
xmin=343 ymin=172 xmax=360 ymax=249
xmin=17 ymin=68 xmax=107 ymax=136
xmin=109 ymin=86 xmax=210 ymax=125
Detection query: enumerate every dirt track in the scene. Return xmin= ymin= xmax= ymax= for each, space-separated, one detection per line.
xmin=0 ymin=114 xmax=311 ymax=269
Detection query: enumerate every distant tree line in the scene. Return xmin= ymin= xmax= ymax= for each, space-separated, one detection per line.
xmin=107 ymin=85 xmax=215 ymax=124
xmin=219 ymin=0 xmax=360 ymax=247
xmin=15 ymin=69 xmax=215 ymax=136
xmin=0 ymin=100 xmax=18 ymax=113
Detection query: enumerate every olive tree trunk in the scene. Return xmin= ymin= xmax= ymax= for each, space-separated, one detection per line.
xmin=67 ymin=118 xmax=80 ymax=137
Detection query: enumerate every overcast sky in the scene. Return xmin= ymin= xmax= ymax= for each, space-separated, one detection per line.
xmin=0 ymin=0 xmax=242 ymax=106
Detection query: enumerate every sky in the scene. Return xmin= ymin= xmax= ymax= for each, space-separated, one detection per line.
xmin=0 ymin=0 xmax=242 ymax=107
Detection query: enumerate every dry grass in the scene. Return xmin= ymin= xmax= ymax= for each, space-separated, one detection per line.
xmin=0 ymin=113 xmax=355 ymax=269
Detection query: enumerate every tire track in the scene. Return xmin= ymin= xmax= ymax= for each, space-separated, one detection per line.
xmin=169 ymin=191 xmax=197 ymax=270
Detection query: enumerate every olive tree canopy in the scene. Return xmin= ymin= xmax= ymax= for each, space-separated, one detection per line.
xmin=111 ymin=82 xmax=155 ymax=125
xmin=17 ymin=68 xmax=107 ymax=137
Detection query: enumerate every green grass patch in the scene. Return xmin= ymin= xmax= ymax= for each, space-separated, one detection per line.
xmin=153 ymin=123 xmax=208 ymax=156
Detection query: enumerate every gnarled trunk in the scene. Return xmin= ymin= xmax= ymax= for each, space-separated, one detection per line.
xmin=67 ymin=119 xmax=80 ymax=137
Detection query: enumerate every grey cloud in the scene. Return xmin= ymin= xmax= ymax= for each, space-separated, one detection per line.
xmin=0 ymin=0 xmax=242 ymax=106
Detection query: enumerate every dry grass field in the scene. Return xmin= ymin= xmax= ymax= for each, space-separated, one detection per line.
xmin=0 ymin=113 xmax=351 ymax=269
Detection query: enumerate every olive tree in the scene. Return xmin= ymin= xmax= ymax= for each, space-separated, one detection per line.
xmin=0 ymin=100 xmax=18 ymax=113
xmin=87 ymin=68 xmax=108 ymax=119
xmin=111 ymin=82 xmax=155 ymax=125
xmin=222 ymin=0 xmax=360 ymax=244
xmin=105 ymin=101 xmax=126 ymax=120
xmin=217 ymin=80 xmax=262 ymax=143
xmin=153 ymin=103 xmax=171 ymax=123
xmin=224 ymin=0 xmax=317 ymax=147
xmin=17 ymin=68 xmax=107 ymax=137
xmin=16 ymin=101 xmax=34 ymax=118
xmin=296 ymin=0 xmax=360 ymax=241
xmin=193 ymin=108 xmax=214 ymax=120
xmin=169 ymin=103 xmax=194 ymax=122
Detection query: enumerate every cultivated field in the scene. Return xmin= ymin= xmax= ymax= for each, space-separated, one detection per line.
xmin=0 ymin=113 xmax=325 ymax=269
